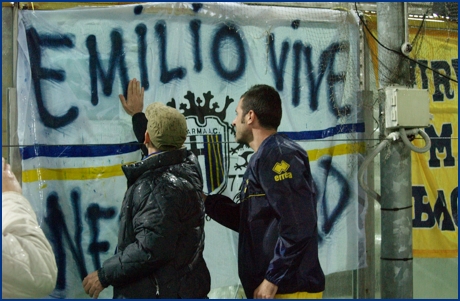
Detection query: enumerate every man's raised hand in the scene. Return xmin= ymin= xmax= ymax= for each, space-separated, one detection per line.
xmin=119 ymin=78 xmax=144 ymax=116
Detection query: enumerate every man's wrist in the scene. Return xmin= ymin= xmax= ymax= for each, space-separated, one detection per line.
xmin=97 ymin=268 xmax=110 ymax=288
xmin=132 ymin=112 xmax=145 ymax=119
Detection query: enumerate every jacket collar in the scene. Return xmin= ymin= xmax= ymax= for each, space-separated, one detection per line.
xmin=121 ymin=147 xmax=188 ymax=184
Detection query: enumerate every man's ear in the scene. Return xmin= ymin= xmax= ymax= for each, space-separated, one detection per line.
xmin=246 ymin=110 xmax=255 ymax=125
xmin=144 ymin=131 xmax=150 ymax=145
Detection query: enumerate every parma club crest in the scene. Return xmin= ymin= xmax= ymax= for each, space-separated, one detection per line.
xmin=167 ymin=90 xmax=234 ymax=194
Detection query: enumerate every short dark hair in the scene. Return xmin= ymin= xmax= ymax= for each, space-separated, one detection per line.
xmin=240 ymin=84 xmax=282 ymax=130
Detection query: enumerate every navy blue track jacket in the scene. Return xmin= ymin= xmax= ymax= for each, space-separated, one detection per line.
xmin=206 ymin=133 xmax=325 ymax=298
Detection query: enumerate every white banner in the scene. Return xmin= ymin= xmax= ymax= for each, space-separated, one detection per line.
xmin=17 ymin=3 xmax=365 ymax=298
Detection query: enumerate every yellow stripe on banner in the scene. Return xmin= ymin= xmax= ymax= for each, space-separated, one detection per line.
xmin=413 ymin=249 xmax=458 ymax=258
xmin=212 ymin=135 xmax=220 ymax=189
xmin=213 ymin=135 xmax=224 ymax=177
xmin=206 ymin=134 xmax=224 ymax=191
xmin=207 ymin=135 xmax=215 ymax=190
xmin=307 ymin=142 xmax=365 ymax=161
xmin=22 ymin=164 xmax=126 ymax=182
xmin=21 ymin=142 xmax=364 ymax=183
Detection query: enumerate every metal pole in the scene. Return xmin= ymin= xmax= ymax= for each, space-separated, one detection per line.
xmin=2 ymin=6 xmax=13 ymax=160
xmin=356 ymin=12 xmax=375 ymax=298
xmin=377 ymin=2 xmax=413 ymax=299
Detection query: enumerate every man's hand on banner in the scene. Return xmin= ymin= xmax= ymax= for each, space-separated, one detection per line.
xmin=120 ymin=78 xmax=144 ymax=116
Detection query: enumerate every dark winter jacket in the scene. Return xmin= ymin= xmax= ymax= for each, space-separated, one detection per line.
xmin=98 ymin=147 xmax=211 ymax=298
xmin=206 ymin=134 xmax=325 ymax=298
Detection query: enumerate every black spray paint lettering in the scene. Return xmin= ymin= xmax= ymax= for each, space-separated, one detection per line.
xmin=29 ymin=22 xmax=350 ymax=129
xmin=45 ymin=189 xmax=88 ymax=289
xmin=302 ymin=41 xmax=350 ymax=117
xmin=44 ymin=188 xmax=117 ymax=290
xmin=292 ymin=41 xmax=303 ymax=108
xmin=273 ymin=36 xmax=351 ymax=117
xmin=211 ymin=23 xmax=247 ymax=81
xmin=190 ymin=19 xmax=203 ymax=72
xmin=267 ymin=33 xmax=290 ymax=91
xmin=25 ymin=27 xmax=79 ymax=129
xmin=314 ymin=156 xmax=351 ymax=243
xmin=86 ymin=203 xmax=117 ymax=270
xmin=155 ymin=20 xmax=187 ymax=83
xmin=326 ymin=43 xmax=351 ymax=117
xmin=86 ymin=30 xmax=129 ymax=106
xmin=135 ymin=20 xmax=246 ymax=91
xmin=412 ymin=186 xmax=457 ymax=229
xmin=135 ymin=23 xmax=149 ymax=90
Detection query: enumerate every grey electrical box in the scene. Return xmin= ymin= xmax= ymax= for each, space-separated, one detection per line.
xmin=384 ymin=86 xmax=431 ymax=130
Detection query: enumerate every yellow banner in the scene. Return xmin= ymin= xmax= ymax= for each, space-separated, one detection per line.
xmin=366 ymin=18 xmax=458 ymax=258
xmin=410 ymin=26 xmax=458 ymax=258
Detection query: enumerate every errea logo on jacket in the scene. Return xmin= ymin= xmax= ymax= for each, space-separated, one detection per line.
xmin=272 ymin=160 xmax=293 ymax=182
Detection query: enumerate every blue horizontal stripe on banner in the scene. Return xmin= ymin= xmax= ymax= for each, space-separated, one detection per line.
xmin=19 ymin=123 xmax=364 ymax=159
xmin=279 ymin=122 xmax=365 ymax=140
xmin=20 ymin=142 xmax=141 ymax=160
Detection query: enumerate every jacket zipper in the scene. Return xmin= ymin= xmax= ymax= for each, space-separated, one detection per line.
xmin=154 ymin=276 xmax=160 ymax=297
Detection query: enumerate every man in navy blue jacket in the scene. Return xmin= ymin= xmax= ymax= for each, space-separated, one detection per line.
xmin=122 ymin=80 xmax=325 ymax=299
